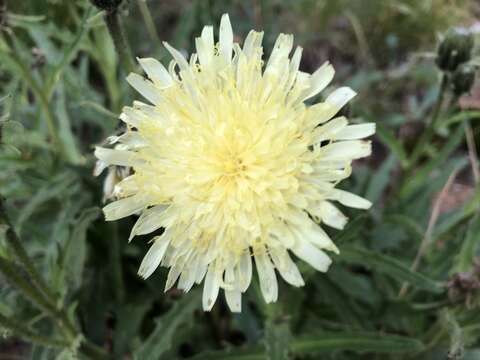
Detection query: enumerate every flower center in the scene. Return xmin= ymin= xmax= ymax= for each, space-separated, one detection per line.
xmin=222 ymin=156 xmax=247 ymax=177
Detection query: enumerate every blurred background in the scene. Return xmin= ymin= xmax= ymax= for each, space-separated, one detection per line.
xmin=1 ymin=0 xmax=480 ymax=359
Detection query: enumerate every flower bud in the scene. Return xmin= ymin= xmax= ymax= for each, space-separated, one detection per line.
xmin=451 ymin=64 xmax=476 ymax=96
xmin=436 ymin=28 xmax=474 ymax=72
xmin=90 ymin=0 xmax=122 ymax=12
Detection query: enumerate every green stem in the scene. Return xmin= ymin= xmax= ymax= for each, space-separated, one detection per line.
xmin=136 ymin=0 xmax=160 ymax=45
xmin=105 ymin=9 xmax=135 ymax=73
xmin=110 ymin=222 xmax=125 ymax=303
xmin=0 ymin=257 xmax=58 ymax=317
xmin=408 ymin=74 xmax=449 ymax=167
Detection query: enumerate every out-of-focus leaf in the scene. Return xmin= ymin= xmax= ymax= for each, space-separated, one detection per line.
xmin=62 ymin=207 xmax=100 ymax=293
xmin=376 ymin=123 xmax=409 ymax=167
xmin=291 ymin=332 xmax=424 ymax=354
xmin=190 ymin=347 xmax=266 ymax=360
xmin=365 ymin=153 xmax=397 ymax=204
xmin=337 ymin=246 xmax=443 ymax=293
xmin=113 ymin=302 xmax=151 ymax=357
xmin=438 ymin=111 xmax=480 ymax=129
xmin=399 ymin=124 xmax=464 ymax=198
xmin=55 ymin=83 xmax=84 ymax=165
xmin=454 ymin=212 xmax=480 ymax=273
xmin=133 ymin=292 xmax=200 ymax=359
xmin=15 ymin=172 xmax=77 ymax=233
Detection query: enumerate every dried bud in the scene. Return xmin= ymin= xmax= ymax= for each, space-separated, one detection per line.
xmin=436 ymin=28 xmax=474 ymax=72
xmin=451 ymin=64 xmax=476 ymax=96
xmin=90 ymin=0 xmax=122 ymax=12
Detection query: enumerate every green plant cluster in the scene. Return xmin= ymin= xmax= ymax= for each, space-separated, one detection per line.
xmin=0 ymin=0 xmax=480 ymax=359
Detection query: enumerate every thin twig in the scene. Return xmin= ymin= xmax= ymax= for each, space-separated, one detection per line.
xmin=398 ymin=167 xmax=461 ymax=298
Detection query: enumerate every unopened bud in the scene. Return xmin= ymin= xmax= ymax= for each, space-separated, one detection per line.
xmin=436 ymin=28 xmax=474 ymax=72
xmin=452 ymin=64 xmax=476 ymax=96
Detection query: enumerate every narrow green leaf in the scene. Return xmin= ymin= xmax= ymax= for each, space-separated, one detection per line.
xmin=365 ymin=154 xmax=397 ymax=204
xmin=438 ymin=111 xmax=480 ymax=129
xmin=291 ymin=332 xmax=424 ymax=354
xmin=454 ymin=211 xmax=480 ymax=273
xmin=190 ymin=347 xmax=266 ymax=360
xmin=63 ymin=207 xmax=100 ymax=292
xmin=400 ymin=124 xmax=464 ymax=198
xmin=337 ymin=246 xmax=443 ymax=293
xmin=133 ymin=292 xmax=200 ymax=359
xmin=55 ymin=82 xmax=84 ymax=165
xmin=376 ymin=123 xmax=409 ymax=167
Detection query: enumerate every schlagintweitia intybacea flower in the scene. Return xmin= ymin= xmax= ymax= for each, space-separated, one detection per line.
xmin=95 ymin=14 xmax=375 ymax=312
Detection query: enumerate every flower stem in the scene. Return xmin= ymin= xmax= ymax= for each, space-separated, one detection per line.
xmin=136 ymin=0 xmax=160 ymax=45
xmin=104 ymin=8 xmax=136 ymax=73
xmin=408 ymin=74 xmax=449 ymax=167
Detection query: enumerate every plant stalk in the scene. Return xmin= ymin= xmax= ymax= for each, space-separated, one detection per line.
xmin=408 ymin=74 xmax=449 ymax=167
xmin=104 ymin=9 xmax=135 ymax=73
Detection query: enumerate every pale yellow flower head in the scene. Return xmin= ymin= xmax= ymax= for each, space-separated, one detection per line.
xmin=95 ymin=14 xmax=375 ymax=312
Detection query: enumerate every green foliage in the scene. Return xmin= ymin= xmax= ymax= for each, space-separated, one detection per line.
xmin=1 ymin=0 xmax=480 ymax=359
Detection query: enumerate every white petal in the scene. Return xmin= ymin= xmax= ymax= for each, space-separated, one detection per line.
xmin=335 ymin=123 xmax=376 ymax=140
xmin=219 ymin=14 xmax=233 ymax=63
xmin=325 ymin=86 xmax=356 ymax=110
xmin=126 ymin=73 xmax=162 ymax=104
xmin=137 ymin=57 xmax=173 ymax=88
xmin=137 ymin=236 xmax=170 ymax=279
xmin=302 ymin=62 xmax=335 ymax=101
xmin=319 ymin=201 xmax=348 ymax=230
xmin=269 ymin=247 xmax=304 ymax=287
xmin=291 ymin=240 xmax=332 ymax=272
xmin=163 ymin=42 xmax=190 ymax=71
xmin=165 ymin=264 xmax=183 ymax=291
xmin=255 ymin=250 xmax=278 ymax=303
xmin=320 ymin=140 xmax=372 ymax=160
xmin=129 ymin=205 xmax=168 ymax=241
xmin=224 ymin=266 xmax=241 ymax=312
xmin=291 ymin=223 xmax=339 ymax=254
xmin=242 ymin=30 xmax=264 ymax=57
xmin=177 ymin=267 xmax=197 ymax=293
xmin=93 ymin=160 xmax=108 ymax=176
xmin=94 ymin=147 xmax=136 ymax=167
xmin=103 ymin=194 xmax=146 ymax=221
xmin=329 ymin=189 xmax=372 ymax=209
xmin=225 ymin=289 xmax=242 ymax=312
xmin=119 ymin=107 xmax=144 ymax=127
xmin=237 ymin=251 xmax=252 ymax=292
xmin=203 ymin=264 xmax=220 ymax=311
xmin=265 ymin=33 xmax=294 ymax=74
xmin=310 ymin=116 xmax=348 ymax=144
xmin=196 ymin=26 xmax=214 ymax=65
